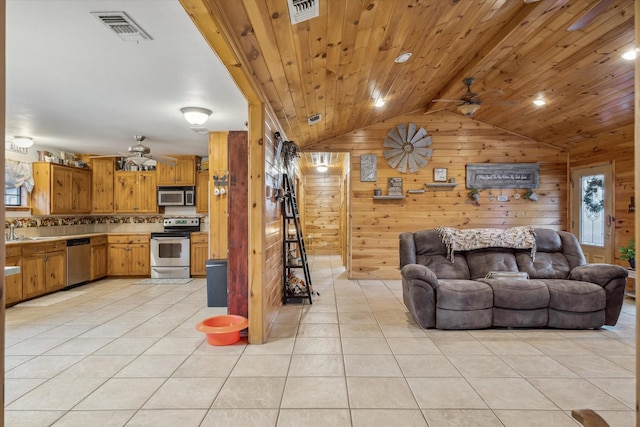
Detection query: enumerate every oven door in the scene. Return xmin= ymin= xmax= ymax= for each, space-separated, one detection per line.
xmin=151 ymin=236 xmax=190 ymax=267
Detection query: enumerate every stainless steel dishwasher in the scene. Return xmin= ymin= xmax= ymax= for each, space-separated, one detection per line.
xmin=66 ymin=238 xmax=91 ymax=288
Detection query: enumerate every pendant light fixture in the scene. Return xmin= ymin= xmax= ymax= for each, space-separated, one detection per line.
xmin=317 ymin=154 xmax=328 ymax=172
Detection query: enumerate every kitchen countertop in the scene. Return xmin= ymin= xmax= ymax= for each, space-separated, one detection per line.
xmin=4 ymin=232 xmax=144 ymax=246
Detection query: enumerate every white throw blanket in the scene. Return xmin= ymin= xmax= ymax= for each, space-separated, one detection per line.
xmin=436 ymin=226 xmax=536 ymax=262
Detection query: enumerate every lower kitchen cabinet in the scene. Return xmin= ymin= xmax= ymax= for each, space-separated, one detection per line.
xmin=190 ymin=232 xmax=208 ymax=276
xmin=108 ymin=234 xmax=150 ymax=276
xmin=90 ymin=235 xmax=108 ymax=280
xmin=5 ymin=245 xmax=23 ymax=305
xmin=22 ymin=241 xmax=66 ymax=299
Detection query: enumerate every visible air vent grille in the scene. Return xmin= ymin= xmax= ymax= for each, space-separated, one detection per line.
xmin=287 ymin=0 xmax=319 ymax=25
xmin=91 ymin=11 xmax=153 ymax=42
xmin=307 ymin=114 xmax=322 ymax=125
xmin=190 ymin=127 xmax=209 ymax=135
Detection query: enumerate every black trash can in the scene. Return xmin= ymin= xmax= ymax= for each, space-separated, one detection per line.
xmin=206 ymin=259 xmax=228 ymax=307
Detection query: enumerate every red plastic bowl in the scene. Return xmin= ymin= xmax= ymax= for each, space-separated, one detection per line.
xmin=196 ymin=315 xmax=248 ymax=346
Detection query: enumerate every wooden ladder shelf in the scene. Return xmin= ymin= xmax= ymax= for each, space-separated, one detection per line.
xmin=281 ymin=174 xmax=313 ymax=304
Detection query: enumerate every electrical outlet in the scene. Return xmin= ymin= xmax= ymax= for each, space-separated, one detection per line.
xmin=497 ymin=195 xmax=509 ymax=202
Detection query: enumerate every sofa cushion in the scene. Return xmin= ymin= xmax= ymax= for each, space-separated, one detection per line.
xmin=493 ymin=307 xmax=548 ymax=328
xmin=436 ymin=280 xmax=493 ymax=311
xmin=478 ymin=279 xmax=549 ymax=309
xmin=516 ymin=252 xmax=571 ymax=279
xmin=548 ymin=309 xmax=605 ymax=329
xmin=542 ymin=279 xmax=606 ymax=312
xmin=436 ymin=307 xmax=492 ymax=330
xmin=414 ymin=229 xmax=470 ymax=279
xmin=466 ymin=248 xmax=518 ymax=279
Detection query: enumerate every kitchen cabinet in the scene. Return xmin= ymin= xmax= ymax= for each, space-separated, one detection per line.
xmin=22 ymin=241 xmax=66 ymax=299
xmin=31 ymin=163 xmax=92 ymax=215
xmin=156 ymin=155 xmax=197 ymax=186
xmin=196 ymin=170 xmax=209 ymax=213
xmin=108 ymin=234 xmax=150 ymax=276
xmin=91 ymin=158 xmax=115 ymax=213
xmin=90 ymin=235 xmax=108 ymax=280
xmin=114 ymin=171 xmax=157 ymax=213
xmin=5 ymin=245 xmax=23 ymax=306
xmin=190 ymin=232 xmax=209 ymax=276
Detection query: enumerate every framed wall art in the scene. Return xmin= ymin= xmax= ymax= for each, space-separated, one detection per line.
xmin=466 ymin=163 xmax=540 ymax=189
xmin=360 ymin=154 xmax=377 ymax=182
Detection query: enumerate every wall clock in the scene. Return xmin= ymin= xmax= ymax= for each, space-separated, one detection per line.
xmin=383 ymin=123 xmax=433 ymax=173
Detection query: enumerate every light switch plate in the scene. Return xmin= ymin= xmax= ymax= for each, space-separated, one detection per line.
xmin=497 ymin=195 xmax=509 ymax=202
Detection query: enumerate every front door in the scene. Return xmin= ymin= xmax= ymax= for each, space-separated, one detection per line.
xmin=570 ymin=164 xmax=614 ymax=263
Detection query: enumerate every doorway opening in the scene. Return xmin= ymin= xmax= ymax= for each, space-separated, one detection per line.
xmin=298 ymin=152 xmax=351 ymax=269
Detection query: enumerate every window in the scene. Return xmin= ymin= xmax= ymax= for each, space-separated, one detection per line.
xmin=4 ymin=187 xmax=21 ymax=206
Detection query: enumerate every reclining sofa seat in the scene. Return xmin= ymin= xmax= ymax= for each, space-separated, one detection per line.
xmin=400 ymin=228 xmax=628 ymax=330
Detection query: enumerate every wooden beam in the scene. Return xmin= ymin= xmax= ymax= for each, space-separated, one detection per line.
xmin=248 ymin=102 xmax=266 ymax=344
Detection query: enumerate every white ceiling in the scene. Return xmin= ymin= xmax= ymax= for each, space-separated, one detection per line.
xmin=6 ymin=0 xmax=248 ymax=157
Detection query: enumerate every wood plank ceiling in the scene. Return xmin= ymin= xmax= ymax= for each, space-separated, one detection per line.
xmin=212 ymin=0 xmax=634 ymax=152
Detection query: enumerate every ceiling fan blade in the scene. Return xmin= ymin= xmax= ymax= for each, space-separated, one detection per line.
xmin=148 ymin=154 xmax=177 ymax=166
xmin=481 ymin=100 xmax=519 ymax=106
xmin=89 ymin=154 xmax=120 ymax=159
xmin=567 ymin=0 xmax=615 ymax=31
xmin=423 ymin=105 xmax=457 ymax=115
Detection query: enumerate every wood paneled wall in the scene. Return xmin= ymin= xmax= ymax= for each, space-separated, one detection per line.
xmin=569 ymin=123 xmax=635 ymax=266
xmin=208 ymin=132 xmax=229 ymax=259
xmin=261 ymin=110 xmax=286 ymax=340
xmin=303 ymin=174 xmax=342 ymax=255
xmin=310 ymin=111 xmax=568 ymax=279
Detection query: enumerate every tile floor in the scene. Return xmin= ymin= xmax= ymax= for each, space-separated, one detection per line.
xmin=4 ymin=255 xmax=637 ymax=426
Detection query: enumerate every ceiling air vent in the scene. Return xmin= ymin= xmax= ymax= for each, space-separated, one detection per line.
xmin=307 ymin=114 xmax=322 ymax=125
xmin=91 ymin=11 xmax=153 ymax=42
xmin=190 ymin=126 xmax=209 ymax=135
xmin=287 ymin=0 xmax=319 ymax=25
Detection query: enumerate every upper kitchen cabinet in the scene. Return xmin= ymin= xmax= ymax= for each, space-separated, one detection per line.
xmin=91 ymin=158 xmax=115 ymax=213
xmin=31 ymin=162 xmax=91 ymax=215
xmin=156 ymin=155 xmax=198 ymax=186
xmin=114 ymin=171 xmax=157 ymax=213
xmin=196 ymin=170 xmax=209 ymax=213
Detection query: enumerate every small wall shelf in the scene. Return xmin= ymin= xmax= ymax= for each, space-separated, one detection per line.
xmin=425 ymin=183 xmax=458 ymax=189
xmin=407 ymin=189 xmax=425 ymax=194
xmin=373 ymin=195 xmax=405 ymax=200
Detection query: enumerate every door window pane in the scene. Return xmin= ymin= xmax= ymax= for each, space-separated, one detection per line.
xmin=580 ymin=174 xmax=604 ymax=246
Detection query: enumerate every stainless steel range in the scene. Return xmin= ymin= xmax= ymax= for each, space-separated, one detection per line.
xmin=150 ymin=217 xmax=201 ymax=279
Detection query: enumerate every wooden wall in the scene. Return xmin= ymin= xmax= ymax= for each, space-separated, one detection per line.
xmin=310 ymin=111 xmax=569 ymax=279
xmin=568 ymin=123 xmax=635 ymax=267
xmin=262 ymin=110 xmax=286 ymax=340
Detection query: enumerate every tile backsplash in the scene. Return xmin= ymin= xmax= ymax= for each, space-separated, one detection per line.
xmin=5 ymin=214 xmax=208 ymax=239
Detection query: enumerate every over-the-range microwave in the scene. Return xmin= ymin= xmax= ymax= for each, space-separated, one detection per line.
xmin=157 ymin=186 xmax=195 ymax=206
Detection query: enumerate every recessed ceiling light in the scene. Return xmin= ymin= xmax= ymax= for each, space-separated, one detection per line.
xmin=374 ymin=98 xmax=386 ymax=107
xmin=621 ymin=48 xmax=637 ymax=60
xmin=533 ymin=99 xmax=546 ymax=106
xmin=394 ymin=52 xmax=412 ymax=63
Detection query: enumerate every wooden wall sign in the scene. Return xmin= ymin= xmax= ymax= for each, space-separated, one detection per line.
xmin=466 ymin=163 xmax=540 ymax=189
xmin=360 ymin=154 xmax=377 ymax=181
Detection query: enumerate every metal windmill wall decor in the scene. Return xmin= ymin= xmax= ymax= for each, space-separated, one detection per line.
xmin=383 ymin=123 xmax=433 ymax=173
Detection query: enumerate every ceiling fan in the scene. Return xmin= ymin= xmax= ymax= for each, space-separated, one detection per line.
xmin=431 ymin=77 xmax=517 ymax=117
xmin=90 ymin=135 xmax=177 ymax=166
xmin=524 ymin=0 xmax=615 ymax=31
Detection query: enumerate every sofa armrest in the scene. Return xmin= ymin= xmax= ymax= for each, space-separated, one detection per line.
xmin=569 ymin=264 xmax=628 ymax=286
xmin=401 ymin=263 xmax=439 ymax=288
